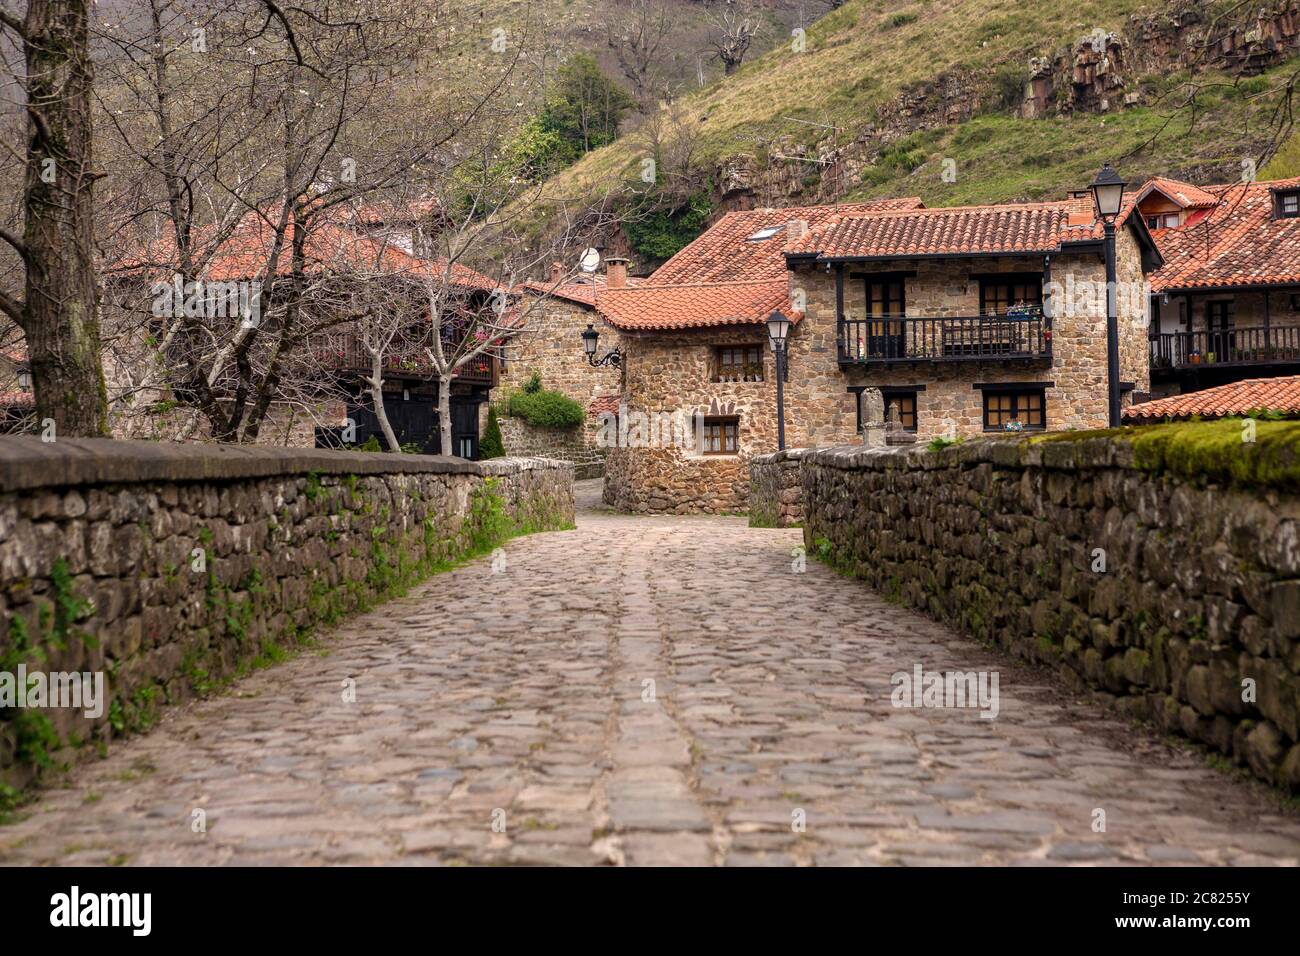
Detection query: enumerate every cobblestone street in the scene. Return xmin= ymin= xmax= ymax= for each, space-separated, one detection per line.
xmin=2 ymin=480 xmax=1298 ymax=866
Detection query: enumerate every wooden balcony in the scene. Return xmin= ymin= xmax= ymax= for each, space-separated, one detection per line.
xmin=317 ymin=340 xmax=497 ymax=386
xmin=838 ymin=313 xmax=1052 ymax=366
xmin=1150 ymin=325 xmax=1300 ymax=370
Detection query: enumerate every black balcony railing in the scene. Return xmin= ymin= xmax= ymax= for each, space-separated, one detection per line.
xmin=838 ymin=313 xmax=1051 ymax=364
xmin=1150 ymin=325 xmax=1300 ymax=370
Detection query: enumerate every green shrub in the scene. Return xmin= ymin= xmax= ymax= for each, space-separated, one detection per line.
xmin=480 ymin=406 xmax=506 ymax=458
xmin=523 ymin=372 xmax=543 ymax=394
xmin=508 ymin=388 xmax=585 ymax=429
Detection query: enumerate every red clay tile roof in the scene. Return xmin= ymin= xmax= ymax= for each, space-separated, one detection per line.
xmin=0 ymin=391 xmax=35 ymax=409
xmin=589 ymin=394 xmax=621 ymax=417
xmin=1135 ymin=176 xmax=1221 ymax=210
xmin=788 ymin=194 xmax=1141 ymax=260
xmin=596 ymin=279 xmax=793 ymax=331
xmin=520 ymin=273 xmax=647 ymax=307
xmin=1151 ymin=177 xmax=1300 ymax=291
xmin=1124 ymin=375 xmax=1300 ymax=422
xmin=108 ymin=208 xmax=498 ymax=290
xmin=650 ymin=198 xmax=925 ymax=284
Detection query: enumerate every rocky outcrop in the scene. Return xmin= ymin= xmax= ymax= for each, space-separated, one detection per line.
xmin=703 ymin=1 xmax=1300 ymax=216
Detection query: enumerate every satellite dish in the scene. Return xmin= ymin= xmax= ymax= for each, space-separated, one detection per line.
xmin=579 ymin=248 xmax=601 ymax=274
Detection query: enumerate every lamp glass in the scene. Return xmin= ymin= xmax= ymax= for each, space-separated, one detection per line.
xmin=581 ymin=324 xmax=598 ymax=356
xmin=766 ymin=311 xmax=791 ymax=349
xmin=1089 ymin=163 xmax=1127 ymax=219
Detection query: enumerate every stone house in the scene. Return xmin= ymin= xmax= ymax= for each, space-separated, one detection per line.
xmin=499 ymin=199 xmax=923 ymax=490
xmin=589 ymin=192 xmax=1160 ymax=514
xmin=1142 ymin=175 xmax=1300 ymax=396
xmin=102 ymin=206 xmax=501 ymax=453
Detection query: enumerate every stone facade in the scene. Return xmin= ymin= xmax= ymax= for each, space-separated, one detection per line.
xmin=498 ymin=415 xmax=606 ymax=479
xmin=499 ymin=292 xmax=620 ymax=409
xmin=804 ymin=238 xmax=1150 ymax=441
xmin=748 ymin=449 xmax=807 ymax=528
xmin=0 ymin=439 xmax=573 ymax=789
xmin=602 ymin=319 xmax=859 ymax=514
xmin=800 ymin=434 xmax=1300 ymax=792
xmin=607 ymin=234 xmax=1150 ymax=513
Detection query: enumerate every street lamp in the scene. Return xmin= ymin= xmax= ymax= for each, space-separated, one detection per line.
xmin=16 ymin=368 xmax=31 ymax=392
xmin=766 ymin=310 xmax=791 ymax=451
xmin=1089 ymin=162 xmax=1127 ymax=428
xmin=581 ymin=323 xmax=621 ymax=368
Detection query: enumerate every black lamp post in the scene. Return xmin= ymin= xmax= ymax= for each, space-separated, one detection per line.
xmin=581 ymin=323 xmax=621 ymax=368
xmin=1089 ymin=162 xmax=1127 ymax=428
xmin=765 ymin=310 xmax=791 ymax=451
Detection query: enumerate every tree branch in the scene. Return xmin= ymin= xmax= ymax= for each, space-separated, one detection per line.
xmin=0 ymin=226 xmax=29 ymax=264
xmin=0 ymin=288 xmax=23 ymax=325
xmin=0 ymin=10 xmax=26 ymax=39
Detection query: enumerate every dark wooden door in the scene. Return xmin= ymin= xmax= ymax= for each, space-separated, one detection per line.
xmin=866 ymin=277 xmax=905 ymax=358
xmin=1206 ymin=300 xmax=1236 ymax=362
xmin=450 ymin=396 xmax=481 ymax=460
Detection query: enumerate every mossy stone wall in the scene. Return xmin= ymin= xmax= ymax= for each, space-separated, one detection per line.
xmin=801 ymin=422 xmax=1300 ymax=792
xmin=0 ymin=439 xmax=574 ymax=791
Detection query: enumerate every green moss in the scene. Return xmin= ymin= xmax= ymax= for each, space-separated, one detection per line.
xmin=1035 ymin=418 xmax=1300 ymax=491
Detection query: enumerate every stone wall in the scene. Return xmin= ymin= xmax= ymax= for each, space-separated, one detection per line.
xmin=800 ymin=431 xmax=1300 ymax=791
xmin=499 ymin=415 xmax=606 ymax=479
xmin=748 ymin=449 xmax=807 ymax=528
xmin=0 ymin=439 xmax=574 ymax=789
xmin=499 ymin=292 xmax=620 ymax=410
xmin=603 ymin=320 xmax=860 ymax=515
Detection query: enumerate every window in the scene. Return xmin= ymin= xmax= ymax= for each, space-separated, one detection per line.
xmin=1146 ymin=213 xmax=1179 ymax=230
xmin=715 ymin=345 xmax=764 ymax=383
xmin=852 ymin=385 xmax=922 ymax=433
xmin=979 ymin=275 xmax=1043 ymax=316
xmin=981 ymin=388 xmax=1046 ymax=431
xmin=747 ymin=226 xmax=782 ymax=241
xmin=1277 ymin=190 xmax=1300 ymax=218
xmin=883 ymin=391 xmax=918 ymax=432
xmin=864 ymin=277 xmax=905 ymax=357
xmin=702 ymin=416 xmax=739 ymax=455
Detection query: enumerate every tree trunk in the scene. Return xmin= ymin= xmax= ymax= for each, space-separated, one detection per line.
xmin=20 ymin=0 xmax=110 ymax=437
xmin=368 ymin=350 xmax=401 ymax=452
xmin=437 ymin=378 xmax=452 ymax=456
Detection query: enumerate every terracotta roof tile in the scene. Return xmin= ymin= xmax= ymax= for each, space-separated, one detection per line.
xmin=1151 ymin=177 xmax=1300 ymax=291
xmin=0 ymin=391 xmax=35 ymax=408
xmin=650 ymin=198 xmax=925 ymax=284
xmin=1135 ymin=176 xmax=1221 ymax=210
xmin=787 ymin=195 xmax=1141 ymax=260
xmin=520 ymin=273 xmax=647 ymax=306
xmin=108 ymin=208 xmax=498 ymax=291
xmin=589 ymin=394 xmax=621 ymax=416
xmin=1124 ymin=375 xmax=1300 ymax=421
xmin=596 ymin=279 xmax=792 ymax=331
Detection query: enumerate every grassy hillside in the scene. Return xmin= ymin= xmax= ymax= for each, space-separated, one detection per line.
xmin=514 ymin=0 xmax=1300 ymax=257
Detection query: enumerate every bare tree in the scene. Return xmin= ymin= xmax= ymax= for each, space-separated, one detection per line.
xmin=0 ymin=0 xmax=110 ymax=436
xmin=705 ymin=0 xmax=760 ymax=76
xmin=607 ymin=0 xmax=674 ymax=111
xmin=93 ymin=0 xmax=529 ymax=443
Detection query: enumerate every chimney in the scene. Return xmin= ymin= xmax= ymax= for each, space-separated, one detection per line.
xmin=605 ymin=257 xmax=629 ymax=289
xmin=549 ymin=261 xmax=565 ymax=283
xmin=787 ymin=219 xmax=809 ymax=241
